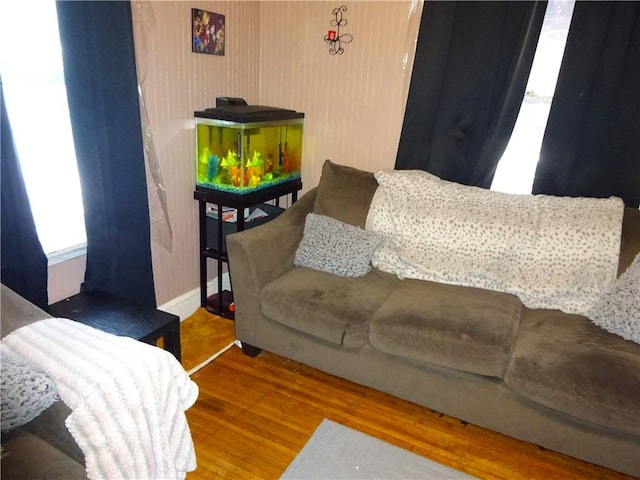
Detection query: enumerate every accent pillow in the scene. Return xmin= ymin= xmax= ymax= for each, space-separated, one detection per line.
xmin=588 ymin=253 xmax=640 ymax=344
xmin=1 ymin=345 xmax=59 ymax=432
xmin=294 ymin=213 xmax=386 ymax=277
xmin=313 ymin=160 xmax=379 ymax=228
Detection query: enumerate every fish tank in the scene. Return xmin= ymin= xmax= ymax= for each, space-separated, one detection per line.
xmin=195 ymin=105 xmax=304 ymax=194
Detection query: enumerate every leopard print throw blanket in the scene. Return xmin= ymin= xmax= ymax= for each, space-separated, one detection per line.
xmin=366 ymin=169 xmax=624 ymax=316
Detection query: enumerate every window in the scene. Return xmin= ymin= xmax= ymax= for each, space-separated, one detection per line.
xmin=0 ymin=0 xmax=86 ymax=261
xmin=491 ymin=0 xmax=575 ymax=194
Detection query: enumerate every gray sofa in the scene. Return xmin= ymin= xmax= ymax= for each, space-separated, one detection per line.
xmin=227 ymin=160 xmax=640 ymax=477
xmin=1 ymin=284 xmax=87 ymax=479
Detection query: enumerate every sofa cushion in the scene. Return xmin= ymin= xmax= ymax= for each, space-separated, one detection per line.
xmin=369 ymin=279 xmax=522 ymax=377
xmin=261 ymin=267 xmax=400 ymax=348
xmin=294 ymin=213 xmax=385 ymax=278
xmin=313 ymin=160 xmax=379 ymax=228
xmin=504 ymin=308 xmax=640 ymax=436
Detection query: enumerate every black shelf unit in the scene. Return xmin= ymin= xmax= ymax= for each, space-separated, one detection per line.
xmin=194 ymin=179 xmax=302 ymax=318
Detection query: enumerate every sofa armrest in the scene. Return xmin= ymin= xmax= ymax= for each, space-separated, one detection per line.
xmin=226 ymin=188 xmax=317 ymax=344
xmin=1 ymin=284 xmax=51 ymax=338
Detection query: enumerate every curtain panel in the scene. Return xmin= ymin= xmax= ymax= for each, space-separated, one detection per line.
xmin=396 ymin=1 xmax=547 ymax=188
xmin=532 ymin=1 xmax=640 ymax=208
xmin=1 ymin=78 xmax=49 ymax=310
xmin=56 ymin=1 xmax=156 ymax=307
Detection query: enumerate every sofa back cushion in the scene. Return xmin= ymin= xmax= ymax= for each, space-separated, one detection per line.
xmin=367 ymin=168 xmax=624 ymax=317
xmin=313 ymin=160 xmax=379 ymax=228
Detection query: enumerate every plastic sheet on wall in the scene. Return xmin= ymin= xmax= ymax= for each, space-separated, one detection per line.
xmin=132 ymin=1 xmax=173 ymax=252
xmin=403 ymin=0 xmax=424 ymax=102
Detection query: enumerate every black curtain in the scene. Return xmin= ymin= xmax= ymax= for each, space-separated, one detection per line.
xmin=1 ymin=79 xmax=49 ymax=310
xmin=396 ymin=1 xmax=547 ymax=188
xmin=532 ymin=2 xmax=640 ymax=208
xmin=56 ymin=1 xmax=156 ymax=307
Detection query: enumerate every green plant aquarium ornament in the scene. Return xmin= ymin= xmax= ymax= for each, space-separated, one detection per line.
xmin=194 ymin=103 xmax=304 ymax=194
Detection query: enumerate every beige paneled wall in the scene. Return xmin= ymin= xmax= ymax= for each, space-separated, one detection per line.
xmin=48 ymin=254 xmax=87 ymax=304
xmin=131 ymin=1 xmax=261 ymax=305
xmin=259 ymin=1 xmax=422 ymax=191
xmin=131 ymin=0 xmax=421 ymax=306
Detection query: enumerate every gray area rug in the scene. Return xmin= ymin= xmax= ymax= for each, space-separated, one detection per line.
xmin=280 ymin=419 xmax=478 ymax=479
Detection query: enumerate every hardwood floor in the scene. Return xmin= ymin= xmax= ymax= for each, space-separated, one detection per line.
xmin=182 ymin=310 xmax=633 ymax=480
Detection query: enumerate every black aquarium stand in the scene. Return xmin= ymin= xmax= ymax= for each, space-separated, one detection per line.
xmin=193 ymin=179 xmax=302 ymax=319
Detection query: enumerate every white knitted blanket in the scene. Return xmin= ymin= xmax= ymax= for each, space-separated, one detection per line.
xmin=2 ymin=318 xmax=199 ymax=480
xmin=366 ymin=169 xmax=624 ymax=315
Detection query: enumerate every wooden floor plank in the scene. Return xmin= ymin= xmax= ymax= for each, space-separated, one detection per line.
xmin=182 ymin=310 xmax=633 ymax=480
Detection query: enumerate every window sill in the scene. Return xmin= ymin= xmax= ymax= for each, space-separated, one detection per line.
xmin=47 ymin=243 xmax=87 ymax=266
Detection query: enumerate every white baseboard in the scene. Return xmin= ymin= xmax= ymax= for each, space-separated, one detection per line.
xmin=159 ymin=273 xmax=231 ymax=321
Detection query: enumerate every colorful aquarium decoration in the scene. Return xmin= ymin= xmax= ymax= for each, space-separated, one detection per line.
xmin=195 ymin=105 xmax=304 ymax=194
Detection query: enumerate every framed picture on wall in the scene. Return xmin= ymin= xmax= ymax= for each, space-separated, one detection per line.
xmin=192 ymin=9 xmax=225 ymax=56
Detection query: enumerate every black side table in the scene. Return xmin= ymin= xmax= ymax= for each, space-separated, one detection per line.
xmin=49 ymin=291 xmax=181 ymax=362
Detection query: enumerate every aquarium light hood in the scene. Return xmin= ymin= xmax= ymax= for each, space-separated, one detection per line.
xmin=199 ymin=105 xmax=304 ymax=123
